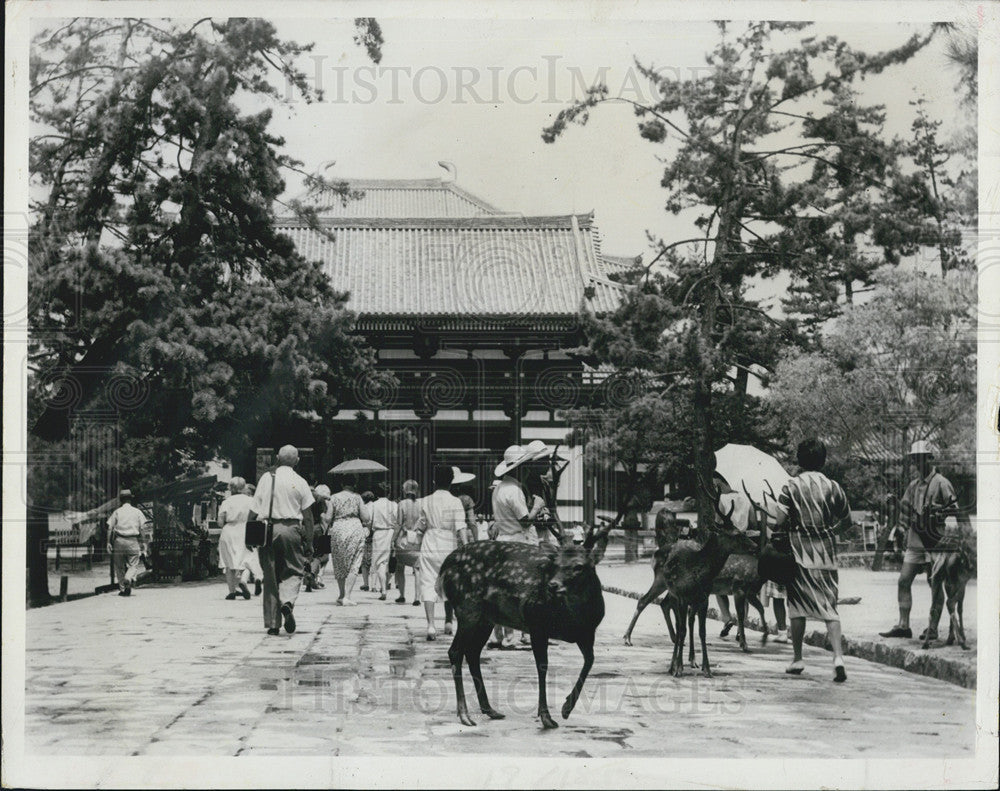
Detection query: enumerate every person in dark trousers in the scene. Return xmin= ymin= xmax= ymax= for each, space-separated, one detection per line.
xmin=248 ymin=445 xmax=315 ymax=635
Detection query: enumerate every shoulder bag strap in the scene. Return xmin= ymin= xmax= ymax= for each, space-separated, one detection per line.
xmin=267 ymin=470 xmax=276 ymax=523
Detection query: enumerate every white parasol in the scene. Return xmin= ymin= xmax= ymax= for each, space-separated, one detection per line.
xmin=714 ymin=443 xmax=790 ymax=517
xmin=328 ymin=458 xmax=388 ymax=475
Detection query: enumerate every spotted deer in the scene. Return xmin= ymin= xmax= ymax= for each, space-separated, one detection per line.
xmin=437 ymin=524 xmax=610 ymax=729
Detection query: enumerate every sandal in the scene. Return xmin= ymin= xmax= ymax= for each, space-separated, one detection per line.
xmin=785 ymin=661 xmax=805 ymax=675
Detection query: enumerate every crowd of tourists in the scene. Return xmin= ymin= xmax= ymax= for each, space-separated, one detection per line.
xmin=105 ymin=436 xmax=963 ymax=674
xmin=197 ymin=440 xmax=573 ymax=641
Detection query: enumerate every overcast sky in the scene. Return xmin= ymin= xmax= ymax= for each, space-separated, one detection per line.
xmin=264 ymin=17 xmax=971 ymax=277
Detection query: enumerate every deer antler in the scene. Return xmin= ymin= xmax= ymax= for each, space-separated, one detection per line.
xmin=741 ymin=481 xmax=768 ymax=519
xmin=696 ymin=471 xmax=736 ymax=530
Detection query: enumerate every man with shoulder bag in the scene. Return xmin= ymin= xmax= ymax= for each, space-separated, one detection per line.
xmin=247 ymin=445 xmax=315 ymax=636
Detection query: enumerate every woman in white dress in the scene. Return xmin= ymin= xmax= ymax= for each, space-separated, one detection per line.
xmin=368 ymin=482 xmax=398 ymax=600
xmin=416 ymin=465 xmax=470 ymax=640
xmin=217 ymin=478 xmax=254 ymax=600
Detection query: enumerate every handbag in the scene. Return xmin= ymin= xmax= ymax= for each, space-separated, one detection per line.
xmin=245 ymin=471 xmax=276 ymax=548
xmin=758 ymin=531 xmax=796 ymax=586
xmin=313 ymin=533 xmax=332 ymax=555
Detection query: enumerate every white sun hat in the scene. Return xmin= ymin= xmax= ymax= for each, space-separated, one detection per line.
xmin=451 ymin=466 xmax=476 ymax=485
xmin=908 ymin=440 xmax=938 ymax=457
xmin=522 ymin=439 xmax=554 ymax=461
xmin=494 ymin=444 xmax=534 ymax=477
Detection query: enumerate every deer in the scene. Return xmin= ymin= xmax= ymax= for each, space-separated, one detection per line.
xmin=922 ymin=519 xmax=976 ymax=650
xmin=624 ymin=497 xmax=767 ymax=656
xmin=657 ymin=484 xmax=759 ymax=677
xmin=437 ymin=522 xmax=610 ymax=729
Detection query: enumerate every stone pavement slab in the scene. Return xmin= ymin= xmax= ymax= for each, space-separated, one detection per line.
xmin=24 ymin=571 xmax=977 ymax=758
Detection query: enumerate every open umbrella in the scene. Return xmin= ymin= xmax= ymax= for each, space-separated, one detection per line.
xmin=714 ymin=443 xmax=790 ymax=516
xmin=328 ymin=459 xmax=388 ymax=475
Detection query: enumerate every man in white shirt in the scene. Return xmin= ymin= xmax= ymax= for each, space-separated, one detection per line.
xmin=106 ymin=489 xmax=148 ymax=596
xmin=248 ymin=445 xmax=315 ymax=635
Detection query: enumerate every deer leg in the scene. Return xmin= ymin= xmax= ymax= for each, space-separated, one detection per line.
xmin=660 ymin=591 xmax=678 ymax=643
xmin=449 ymin=628 xmax=476 ymax=726
xmin=624 ymin=574 xmax=669 ymax=646
xmin=530 ymin=631 xmax=558 ymax=729
xmin=465 ymin=623 xmax=504 ymax=719
xmin=923 ymin=572 xmax=945 ymax=650
xmin=561 ymin=633 xmax=595 ymax=720
xmin=735 ymin=593 xmax=749 ymax=653
xmin=949 ymin=578 xmax=968 ymax=650
xmin=668 ymin=600 xmax=687 ymax=677
xmin=698 ymin=601 xmax=713 ymax=677
xmin=748 ymin=593 xmax=768 ymax=645
xmin=957 ymin=586 xmax=968 ymax=649
xmin=688 ymin=607 xmax=698 ymax=668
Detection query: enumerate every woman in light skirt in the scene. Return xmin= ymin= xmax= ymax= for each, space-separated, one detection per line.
xmin=327 ymin=475 xmax=372 ymax=606
xmin=392 ymin=479 xmax=423 ymax=605
xmin=217 ymin=478 xmax=254 ymax=600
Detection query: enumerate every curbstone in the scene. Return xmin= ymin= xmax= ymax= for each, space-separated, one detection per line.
xmin=602 ymin=584 xmax=976 ymax=689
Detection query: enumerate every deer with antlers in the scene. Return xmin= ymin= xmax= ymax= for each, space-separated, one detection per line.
xmin=623 ymin=502 xmax=768 ymax=656
xmin=654 ymin=481 xmax=759 ymax=677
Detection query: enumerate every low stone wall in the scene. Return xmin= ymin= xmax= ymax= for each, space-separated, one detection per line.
xmin=602 ymin=584 xmax=976 ymax=689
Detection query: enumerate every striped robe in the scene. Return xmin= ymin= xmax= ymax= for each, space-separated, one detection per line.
xmin=774 ymin=471 xmax=852 ymax=621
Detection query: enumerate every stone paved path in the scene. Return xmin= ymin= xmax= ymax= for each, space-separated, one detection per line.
xmin=24 ymin=574 xmax=976 ymax=757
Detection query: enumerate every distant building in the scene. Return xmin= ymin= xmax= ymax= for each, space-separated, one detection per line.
xmin=252 ymin=170 xmax=635 ymax=521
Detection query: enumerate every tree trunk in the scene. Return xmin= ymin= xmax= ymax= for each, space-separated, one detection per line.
xmin=27 ymin=505 xmax=51 ymax=607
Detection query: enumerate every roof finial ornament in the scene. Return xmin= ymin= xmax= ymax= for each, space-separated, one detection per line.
xmin=438 ymin=160 xmax=457 ymax=183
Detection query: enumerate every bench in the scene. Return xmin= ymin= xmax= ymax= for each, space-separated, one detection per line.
xmin=53 ymin=542 xmax=94 ymax=571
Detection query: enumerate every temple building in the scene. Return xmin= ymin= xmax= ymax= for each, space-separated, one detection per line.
xmin=259 ymin=167 xmax=636 ymax=523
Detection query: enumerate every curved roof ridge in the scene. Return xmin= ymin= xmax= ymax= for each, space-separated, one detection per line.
xmin=275 ymin=213 xmax=596 ymax=230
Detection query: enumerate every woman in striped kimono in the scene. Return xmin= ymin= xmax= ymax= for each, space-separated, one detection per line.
xmin=772 ymin=438 xmax=853 ymax=682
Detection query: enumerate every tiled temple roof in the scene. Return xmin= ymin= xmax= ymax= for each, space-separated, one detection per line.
xmin=280 ymin=178 xmax=629 ymax=320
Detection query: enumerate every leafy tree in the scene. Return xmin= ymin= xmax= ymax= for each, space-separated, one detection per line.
xmin=544 ymin=22 xmax=936 ymax=527
xmin=766 ymin=266 xmax=976 ymax=508
xmin=28 ymin=17 xmax=386 ymax=512
xmin=873 ymin=98 xmax=975 ymax=276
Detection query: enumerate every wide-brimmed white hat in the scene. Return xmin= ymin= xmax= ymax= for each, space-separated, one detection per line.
xmin=522 ymin=440 xmax=554 ymax=461
xmin=494 ymin=444 xmax=534 ymax=477
xmin=451 ymin=466 xmax=476 ymax=485
xmin=908 ymin=440 xmax=938 ymax=457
